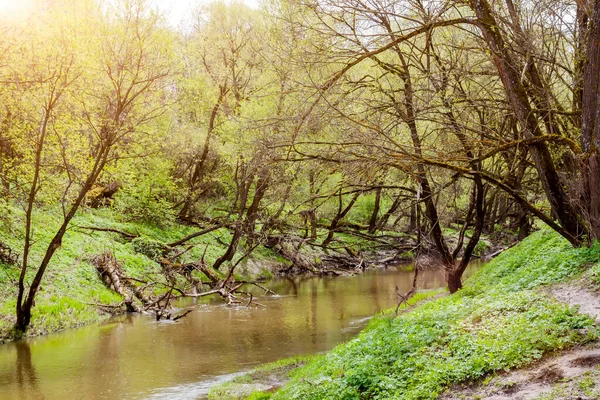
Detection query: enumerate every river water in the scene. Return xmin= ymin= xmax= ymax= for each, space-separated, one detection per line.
xmin=0 ymin=264 xmax=479 ymax=400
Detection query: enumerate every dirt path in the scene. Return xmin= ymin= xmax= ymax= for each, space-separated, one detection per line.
xmin=442 ymin=282 xmax=600 ymax=400
xmin=550 ymin=284 xmax=600 ymax=324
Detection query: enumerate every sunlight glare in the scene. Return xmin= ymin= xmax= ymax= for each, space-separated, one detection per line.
xmin=0 ymin=0 xmax=34 ymax=19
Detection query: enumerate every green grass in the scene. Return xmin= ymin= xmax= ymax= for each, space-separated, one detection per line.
xmin=245 ymin=230 xmax=600 ymax=400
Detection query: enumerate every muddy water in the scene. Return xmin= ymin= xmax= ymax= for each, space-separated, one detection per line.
xmin=0 ymin=264 xmax=479 ymax=400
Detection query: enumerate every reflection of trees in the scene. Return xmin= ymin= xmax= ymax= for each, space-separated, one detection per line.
xmin=15 ymin=341 xmax=44 ymax=399
xmin=84 ymin=317 xmax=131 ymax=399
xmin=310 ymin=281 xmax=318 ymax=346
xmin=1 ymin=266 xmax=488 ymax=400
xmin=369 ymin=276 xmax=382 ymax=313
xmin=283 ymin=276 xmax=298 ymax=296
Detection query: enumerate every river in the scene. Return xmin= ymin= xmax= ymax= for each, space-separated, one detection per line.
xmin=0 ymin=264 xmax=479 ymax=400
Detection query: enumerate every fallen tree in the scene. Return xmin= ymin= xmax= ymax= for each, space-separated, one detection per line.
xmin=92 ymin=249 xmax=276 ymax=319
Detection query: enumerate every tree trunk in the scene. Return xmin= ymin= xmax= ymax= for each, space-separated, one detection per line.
xmin=368 ymin=188 xmax=382 ymax=234
xmin=446 ymin=269 xmax=464 ymax=294
xmin=375 ymin=193 xmax=403 ymax=231
xmin=16 ymin=146 xmax=110 ymax=332
xmin=408 ymin=202 xmax=417 ymax=231
xmin=582 ymin=1 xmax=600 ymax=241
xmin=322 ymin=191 xmax=360 ymax=246
xmin=179 ymin=86 xmax=227 ymax=221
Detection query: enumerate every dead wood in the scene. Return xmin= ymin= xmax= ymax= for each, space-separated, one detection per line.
xmin=92 ymin=253 xmax=141 ymax=312
xmin=93 ymin=250 xmax=276 ymax=321
xmin=0 ymin=241 xmax=18 ymax=265
xmin=488 ymin=241 xmax=518 ymax=258
xmin=89 ymin=182 xmax=121 ymax=208
xmin=167 ymin=223 xmax=227 ymax=247
xmin=321 ymin=254 xmax=367 ymax=271
xmin=172 ymin=309 xmax=193 ymax=321
xmin=395 ymin=266 xmax=420 ymax=316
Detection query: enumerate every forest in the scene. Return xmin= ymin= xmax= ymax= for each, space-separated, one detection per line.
xmin=5 ymin=0 xmax=600 ymax=400
xmin=2 ymin=0 xmax=600 ymax=397
xmin=0 ymin=0 xmax=599 ymax=333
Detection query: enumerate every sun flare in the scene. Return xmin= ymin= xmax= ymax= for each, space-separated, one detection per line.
xmin=0 ymin=0 xmax=34 ymax=18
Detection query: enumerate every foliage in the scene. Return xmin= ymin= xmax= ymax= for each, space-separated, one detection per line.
xmin=130 ymin=237 xmax=171 ymax=260
xmin=112 ymin=158 xmax=178 ymax=226
xmin=536 ymin=369 xmax=600 ymax=400
xmin=466 ymin=230 xmax=600 ymax=294
xmin=0 ymin=0 xmax=597 ymax=351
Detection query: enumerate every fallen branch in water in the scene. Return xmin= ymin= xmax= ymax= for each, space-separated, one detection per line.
xmin=92 ymin=248 xmax=278 ymax=321
xmin=172 ymin=309 xmax=193 ymax=321
xmin=395 ymin=266 xmax=420 ymax=316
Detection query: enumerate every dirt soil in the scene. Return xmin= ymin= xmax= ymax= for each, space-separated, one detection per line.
xmin=441 ymin=282 xmax=600 ymax=400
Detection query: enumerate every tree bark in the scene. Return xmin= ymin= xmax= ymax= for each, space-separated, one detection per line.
xmin=322 ymin=191 xmax=360 ymax=246
xmin=179 ymin=85 xmax=227 ymax=221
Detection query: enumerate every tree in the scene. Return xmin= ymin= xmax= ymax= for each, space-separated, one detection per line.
xmin=6 ymin=0 xmax=171 ymax=332
xmin=176 ymin=1 xmax=265 ymax=221
xmin=266 ymin=0 xmax=600 ymax=291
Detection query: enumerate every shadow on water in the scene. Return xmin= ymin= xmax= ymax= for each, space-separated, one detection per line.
xmin=0 ymin=263 xmax=481 ymax=400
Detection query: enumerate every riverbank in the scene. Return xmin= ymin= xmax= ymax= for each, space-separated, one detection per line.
xmin=0 ymin=260 xmax=450 ymax=399
xmin=210 ymin=230 xmax=600 ymax=399
xmin=0 ymin=205 xmax=421 ymax=342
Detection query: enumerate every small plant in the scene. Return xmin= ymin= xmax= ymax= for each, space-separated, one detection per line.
xmin=131 ymin=237 xmax=171 ymax=260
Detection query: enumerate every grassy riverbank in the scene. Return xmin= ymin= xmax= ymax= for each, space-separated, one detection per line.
xmin=0 ymin=206 xmax=282 ymax=341
xmin=215 ymin=230 xmax=600 ymax=399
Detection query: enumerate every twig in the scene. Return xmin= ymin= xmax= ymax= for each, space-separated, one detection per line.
xmin=395 ymin=266 xmax=420 ymax=316
xmin=169 ymin=244 xmax=195 ymax=261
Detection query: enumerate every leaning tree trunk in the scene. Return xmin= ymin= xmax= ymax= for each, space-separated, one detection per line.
xmin=179 ymin=86 xmax=227 ymax=221
xmin=322 ymin=191 xmax=360 ymax=246
xmin=469 ymin=0 xmax=584 ymax=245
xmin=368 ymin=187 xmax=382 ymax=234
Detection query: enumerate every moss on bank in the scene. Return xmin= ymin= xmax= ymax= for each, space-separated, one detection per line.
xmin=235 ymin=230 xmax=600 ymax=399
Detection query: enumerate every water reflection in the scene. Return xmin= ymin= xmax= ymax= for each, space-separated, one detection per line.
xmin=15 ymin=341 xmax=43 ymax=400
xmin=0 ymin=264 xmax=479 ymax=400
